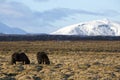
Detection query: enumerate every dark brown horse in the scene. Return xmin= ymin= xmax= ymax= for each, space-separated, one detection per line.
xmin=37 ymin=52 xmax=50 ymax=65
xmin=11 ymin=52 xmax=30 ymax=64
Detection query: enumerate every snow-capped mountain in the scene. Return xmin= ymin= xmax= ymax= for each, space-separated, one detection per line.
xmin=51 ymin=19 xmax=120 ymax=36
xmin=0 ymin=22 xmax=26 ymax=34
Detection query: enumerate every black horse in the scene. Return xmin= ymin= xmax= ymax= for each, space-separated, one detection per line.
xmin=11 ymin=52 xmax=30 ymax=64
xmin=37 ymin=52 xmax=50 ymax=65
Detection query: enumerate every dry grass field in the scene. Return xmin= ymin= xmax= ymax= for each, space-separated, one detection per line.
xmin=0 ymin=41 xmax=120 ymax=80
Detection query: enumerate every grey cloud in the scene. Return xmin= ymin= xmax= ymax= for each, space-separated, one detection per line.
xmin=0 ymin=1 xmax=45 ymax=32
xmin=0 ymin=1 xmax=32 ymax=18
xmin=35 ymin=8 xmax=120 ymax=22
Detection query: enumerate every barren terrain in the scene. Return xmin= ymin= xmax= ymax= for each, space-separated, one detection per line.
xmin=0 ymin=41 xmax=120 ymax=80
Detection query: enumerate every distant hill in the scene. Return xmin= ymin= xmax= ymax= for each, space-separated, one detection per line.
xmin=0 ymin=22 xmax=26 ymax=34
xmin=0 ymin=34 xmax=120 ymax=41
xmin=51 ymin=19 xmax=120 ymax=36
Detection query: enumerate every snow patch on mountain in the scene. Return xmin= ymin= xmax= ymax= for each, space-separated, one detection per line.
xmin=51 ymin=19 xmax=120 ymax=36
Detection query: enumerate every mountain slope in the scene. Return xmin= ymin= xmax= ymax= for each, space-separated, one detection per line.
xmin=51 ymin=19 xmax=120 ymax=36
xmin=0 ymin=22 xmax=26 ymax=34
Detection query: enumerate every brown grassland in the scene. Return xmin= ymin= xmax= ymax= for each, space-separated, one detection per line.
xmin=0 ymin=41 xmax=120 ymax=80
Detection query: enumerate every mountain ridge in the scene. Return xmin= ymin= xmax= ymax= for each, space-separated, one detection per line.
xmin=0 ymin=22 xmax=26 ymax=34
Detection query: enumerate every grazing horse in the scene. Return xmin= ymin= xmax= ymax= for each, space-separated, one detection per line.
xmin=37 ymin=52 xmax=50 ymax=65
xmin=11 ymin=52 xmax=30 ymax=64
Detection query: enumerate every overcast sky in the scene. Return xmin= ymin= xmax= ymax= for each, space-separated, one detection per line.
xmin=0 ymin=0 xmax=120 ymax=33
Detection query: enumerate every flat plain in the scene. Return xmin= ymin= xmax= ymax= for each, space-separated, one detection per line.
xmin=0 ymin=41 xmax=120 ymax=80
